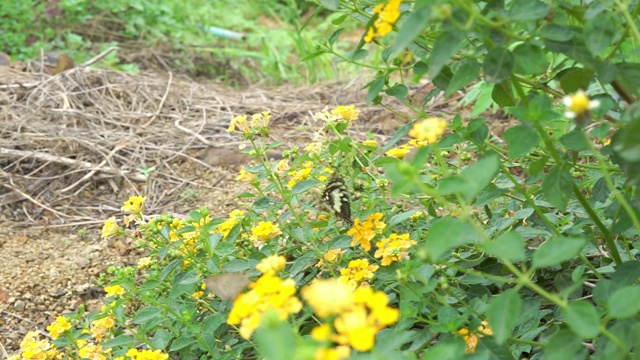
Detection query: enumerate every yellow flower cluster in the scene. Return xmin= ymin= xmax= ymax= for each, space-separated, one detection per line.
xmin=364 ymin=0 xmax=403 ymax=43
xmin=101 ymin=216 xmax=120 ymax=239
xmin=227 ymin=273 xmax=303 ymax=339
xmin=121 ymin=195 xmax=146 ymax=214
xmin=339 ymin=259 xmax=379 ymax=289
xmin=313 ymin=105 xmax=360 ymax=126
xmin=256 ymin=254 xmax=286 ymax=274
xmin=214 ymin=209 xmax=245 ymax=239
xmin=137 ymin=256 xmax=153 ymax=269
xmin=316 ymin=248 xmax=346 ymax=269
xmin=104 ymin=284 xmax=125 ymax=298
xmin=249 ymin=221 xmax=282 ymax=247
xmin=89 ymin=316 xmax=115 ymax=341
xmin=302 ymin=279 xmax=399 ymax=353
xmin=122 ymin=348 xmax=169 ymax=360
xmin=347 ymin=213 xmax=386 ymax=251
xmin=77 ymin=340 xmax=111 ymax=360
xmin=227 ymin=111 xmax=272 ymax=138
xmin=361 ymin=139 xmax=378 ymax=148
xmin=287 ymin=161 xmax=313 ymax=188
xmin=47 ymin=316 xmax=72 ymax=339
xmin=408 ymin=117 xmax=448 ymax=145
xmin=9 ymin=332 xmax=58 ymax=360
xmin=459 ymin=320 xmax=493 ymax=353
xmin=236 ymin=168 xmax=257 ymax=182
xmin=385 ymin=144 xmax=412 ymax=159
xmin=374 ymin=233 xmax=417 ymax=266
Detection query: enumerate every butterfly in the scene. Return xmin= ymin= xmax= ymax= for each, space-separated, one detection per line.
xmin=204 ymin=271 xmax=250 ymax=301
xmin=321 ymin=175 xmax=353 ymax=226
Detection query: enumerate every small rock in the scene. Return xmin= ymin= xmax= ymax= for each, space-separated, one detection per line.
xmin=13 ymin=299 xmax=25 ymax=311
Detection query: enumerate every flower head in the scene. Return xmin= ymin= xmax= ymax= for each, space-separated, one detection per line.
xmin=228 ymin=114 xmax=250 ymax=134
xmin=459 ymin=320 xmax=493 ymax=353
xmin=374 ymin=233 xmax=417 ymax=266
xmin=385 ymin=144 xmax=412 ymax=159
xmin=563 ymin=90 xmax=599 ymax=119
xmin=331 ymin=105 xmax=360 ymax=122
xmin=121 ymin=195 xmax=145 ymax=214
xmin=287 ymin=161 xmax=314 ymax=188
xmin=409 ymin=117 xmax=447 ymax=144
xmin=104 ymin=285 xmax=125 ymax=298
xmin=256 ymin=255 xmax=286 ymax=274
xmin=47 ymin=316 xmax=72 ymax=339
xmin=237 ymin=168 xmax=257 ymax=182
xmin=338 ymin=259 xmax=379 ymax=289
xmin=364 ymin=0 xmax=403 ymax=42
xmin=362 ymin=139 xmax=378 ymax=148
xmin=101 ymin=216 xmax=119 ymax=239
xmin=301 ymin=278 xmax=355 ymax=319
xmin=347 ymin=213 xmax=386 ymax=251
xmin=249 ymin=221 xmax=282 ymax=247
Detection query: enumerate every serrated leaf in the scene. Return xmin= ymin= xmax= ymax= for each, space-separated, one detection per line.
xmin=389 ymin=5 xmax=431 ymax=57
xmin=609 ymin=286 xmax=640 ymax=319
xmin=542 ymin=166 xmax=574 ymax=211
xmin=487 ymin=289 xmax=522 ymax=344
xmin=492 ymin=79 xmax=516 ymax=106
xmin=481 ymin=231 xmax=525 ymax=262
xmin=584 ymin=12 xmax=617 ymax=56
xmin=542 ymin=330 xmax=588 ymax=360
xmin=425 ymin=218 xmax=482 ymax=261
xmin=560 ymin=130 xmax=590 ymax=151
xmin=507 ymin=0 xmax=550 ymax=21
xmin=366 ymin=76 xmax=386 ymax=104
xmin=385 ymin=83 xmax=408 ymax=100
xmin=560 ymin=68 xmax=594 ymax=93
xmin=504 ymin=125 xmax=539 ymax=158
xmin=483 ymin=47 xmax=515 ymax=83
xmin=532 ymin=236 xmax=588 ymax=269
xmin=169 ymin=336 xmax=196 ymax=351
xmin=562 ymin=300 xmax=600 ymax=338
xmin=592 ymin=177 xmax=610 ymax=203
xmin=513 ymin=43 xmax=549 ymax=75
xmin=430 ymin=27 xmax=466 ymax=79
xmin=446 ymin=59 xmax=480 ymax=97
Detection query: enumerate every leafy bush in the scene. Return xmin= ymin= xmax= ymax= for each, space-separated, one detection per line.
xmin=10 ymin=0 xmax=640 ymax=359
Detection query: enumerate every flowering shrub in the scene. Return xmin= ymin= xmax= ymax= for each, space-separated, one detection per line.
xmin=11 ymin=0 xmax=640 ymax=359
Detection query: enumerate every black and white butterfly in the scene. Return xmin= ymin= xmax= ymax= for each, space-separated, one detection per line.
xmin=321 ymin=176 xmax=353 ymax=226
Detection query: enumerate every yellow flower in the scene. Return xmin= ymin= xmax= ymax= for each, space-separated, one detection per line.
xmin=228 ymin=114 xmax=250 ymax=133
xmin=409 ymin=117 xmax=448 ymax=144
xmin=287 ymin=161 xmax=314 ymax=188
xmin=78 ymin=341 xmax=110 ymax=360
xmin=214 ymin=210 xmax=244 ymax=239
xmin=104 ymin=284 xmax=125 ymax=298
xmin=125 ymin=348 xmax=169 ymax=360
xmin=459 ymin=320 xmax=493 ymax=353
xmin=316 ymin=248 xmax=346 ymax=268
xmin=237 ymin=168 xmax=257 ymax=182
xmin=374 ymin=233 xmax=417 ymax=266
xmin=250 ymin=111 xmax=271 ymax=129
xmin=364 ymin=0 xmax=403 ymax=42
xmin=409 ymin=211 xmax=424 ymax=221
xmin=101 ymin=216 xmax=119 ymax=239
xmin=47 ymin=316 xmax=72 ymax=339
xmin=331 ymin=105 xmax=360 ymax=122
xmin=121 ymin=195 xmax=145 ymax=214
xmin=305 ymin=141 xmax=323 ymax=155
xmin=249 ymin=221 xmax=282 ymax=246
xmin=385 ymin=144 xmax=412 ymax=159
xmin=347 ymin=213 xmax=386 ymax=251
xmin=334 ymin=306 xmax=376 ymax=351
xmin=311 ymin=323 xmax=332 ymax=341
xmin=362 ymin=139 xmax=378 ymax=147
xmin=228 ymin=273 xmax=302 ymax=339
xmin=275 ymin=159 xmax=290 ymax=172
xmin=256 ymin=255 xmax=286 ymax=274
xmin=338 ymin=259 xmax=379 ymax=289
xmin=301 ymin=278 xmax=354 ymax=319
xmin=563 ymin=90 xmax=599 ymax=118
xmin=18 ymin=331 xmax=58 ymax=360
xmin=90 ymin=316 xmax=115 ymax=341
xmin=137 ymin=257 xmax=153 ymax=269
xmin=315 ymin=346 xmax=351 ymax=360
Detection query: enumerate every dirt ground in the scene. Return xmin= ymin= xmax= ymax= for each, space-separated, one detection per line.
xmin=0 ymin=61 xmax=489 ymax=355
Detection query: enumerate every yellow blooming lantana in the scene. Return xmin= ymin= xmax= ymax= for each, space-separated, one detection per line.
xmin=90 ymin=316 xmax=115 ymax=341
xmin=101 ymin=216 xmax=119 ymax=240
xmin=121 ymin=195 xmax=145 ymax=214
xmin=385 ymin=144 xmax=412 ymax=159
xmin=316 ymin=248 xmax=346 ymax=269
xmin=362 ymin=139 xmax=378 ymax=148
xmin=347 ymin=213 xmax=386 ymax=251
xmin=287 ymin=161 xmax=313 ymax=189
xmin=125 ymin=348 xmax=169 ymax=360
xmin=227 ymin=114 xmax=250 ymax=134
xmin=227 ymin=273 xmax=302 ymax=339
xmin=104 ymin=284 xmax=125 ymax=298
xmin=408 ymin=117 xmax=448 ymax=145
xmin=16 ymin=331 xmax=58 ymax=360
xmin=374 ymin=233 xmax=418 ymax=266
xmin=137 ymin=256 xmax=153 ymax=269
xmin=301 ymin=278 xmax=355 ymax=319
xmin=249 ymin=221 xmax=282 ymax=246
xmin=47 ymin=316 xmax=72 ymax=339
xmin=314 ymin=345 xmax=351 ymax=360
xmin=364 ymin=0 xmax=403 ymax=43
xmin=256 ymin=255 xmax=286 ymax=274
xmin=338 ymin=259 xmax=379 ymax=289
xmin=214 ymin=209 xmax=244 ymax=239
xmin=459 ymin=320 xmax=493 ymax=353
xmin=236 ymin=168 xmax=257 ymax=182
xmin=331 ymin=105 xmax=360 ymax=122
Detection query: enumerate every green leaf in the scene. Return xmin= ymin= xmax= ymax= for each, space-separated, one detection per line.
xmin=389 ymin=5 xmax=431 ymax=57
xmin=616 ymin=62 xmax=640 ymax=98
xmin=150 ymin=329 xmax=171 ymax=350
xmin=609 ymin=286 xmax=640 ymax=319
xmin=559 ymin=68 xmax=594 ymax=93
xmin=430 ymin=27 xmax=466 ymax=79
xmin=562 ymin=300 xmax=601 ymax=339
xmin=542 ymin=166 xmax=574 ymax=211
xmin=133 ymin=306 xmax=163 ymax=325
xmin=492 ymin=79 xmax=516 ymax=106
xmin=584 ymin=12 xmax=618 ymax=56
xmin=425 ymin=218 xmax=482 ymax=261
xmin=560 ymin=130 xmax=590 ymax=151
xmin=513 ymin=43 xmax=549 ymax=75
xmin=480 ymin=231 xmax=525 ymax=262
xmin=389 ymin=210 xmax=419 ymax=227
xmin=592 ymin=177 xmax=610 ymax=203
xmin=456 ymin=152 xmax=501 ymax=201
xmin=169 ymin=336 xmax=196 ymax=352
xmin=483 ymin=47 xmax=515 ymax=83
xmin=255 ymin=310 xmax=297 ymax=360
xmin=504 ymin=125 xmax=540 ymax=158
xmin=432 ymin=66 xmax=452 ymax=90
xmin=487 ymin=289 xmax=522 ymax=344
xmin=532 ymin=236 xmax=588 ymax=269
xmin=328 ymin=28 xmax=344 ymax=46
xmin=507 ymin=0 xmax=550 ymax=21
xmin=611 ymin=113 xmax=640 ymax=162
xmin=445 ymin=59 xmax=480 ymax=97
xmin=385 ymin=83 xmax=408 ymax=100
xmin=319 ymin=0 xmax=339 ymax=10
xmin=542 ymin=330 xmax=588 ymax=360
xmin=102 ymin=335 xmax=135 ymax=349
xmin=366 ymin=76 xmax=386 ymax=104
xmin=413 ymin=60 xmax=429 ymax=75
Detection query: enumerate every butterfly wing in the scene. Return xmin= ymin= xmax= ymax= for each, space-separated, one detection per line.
xmin=322 ymin=176 xmax=353 ymax=226
xmin=204 ymin=272 xmax=250 ymax=300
